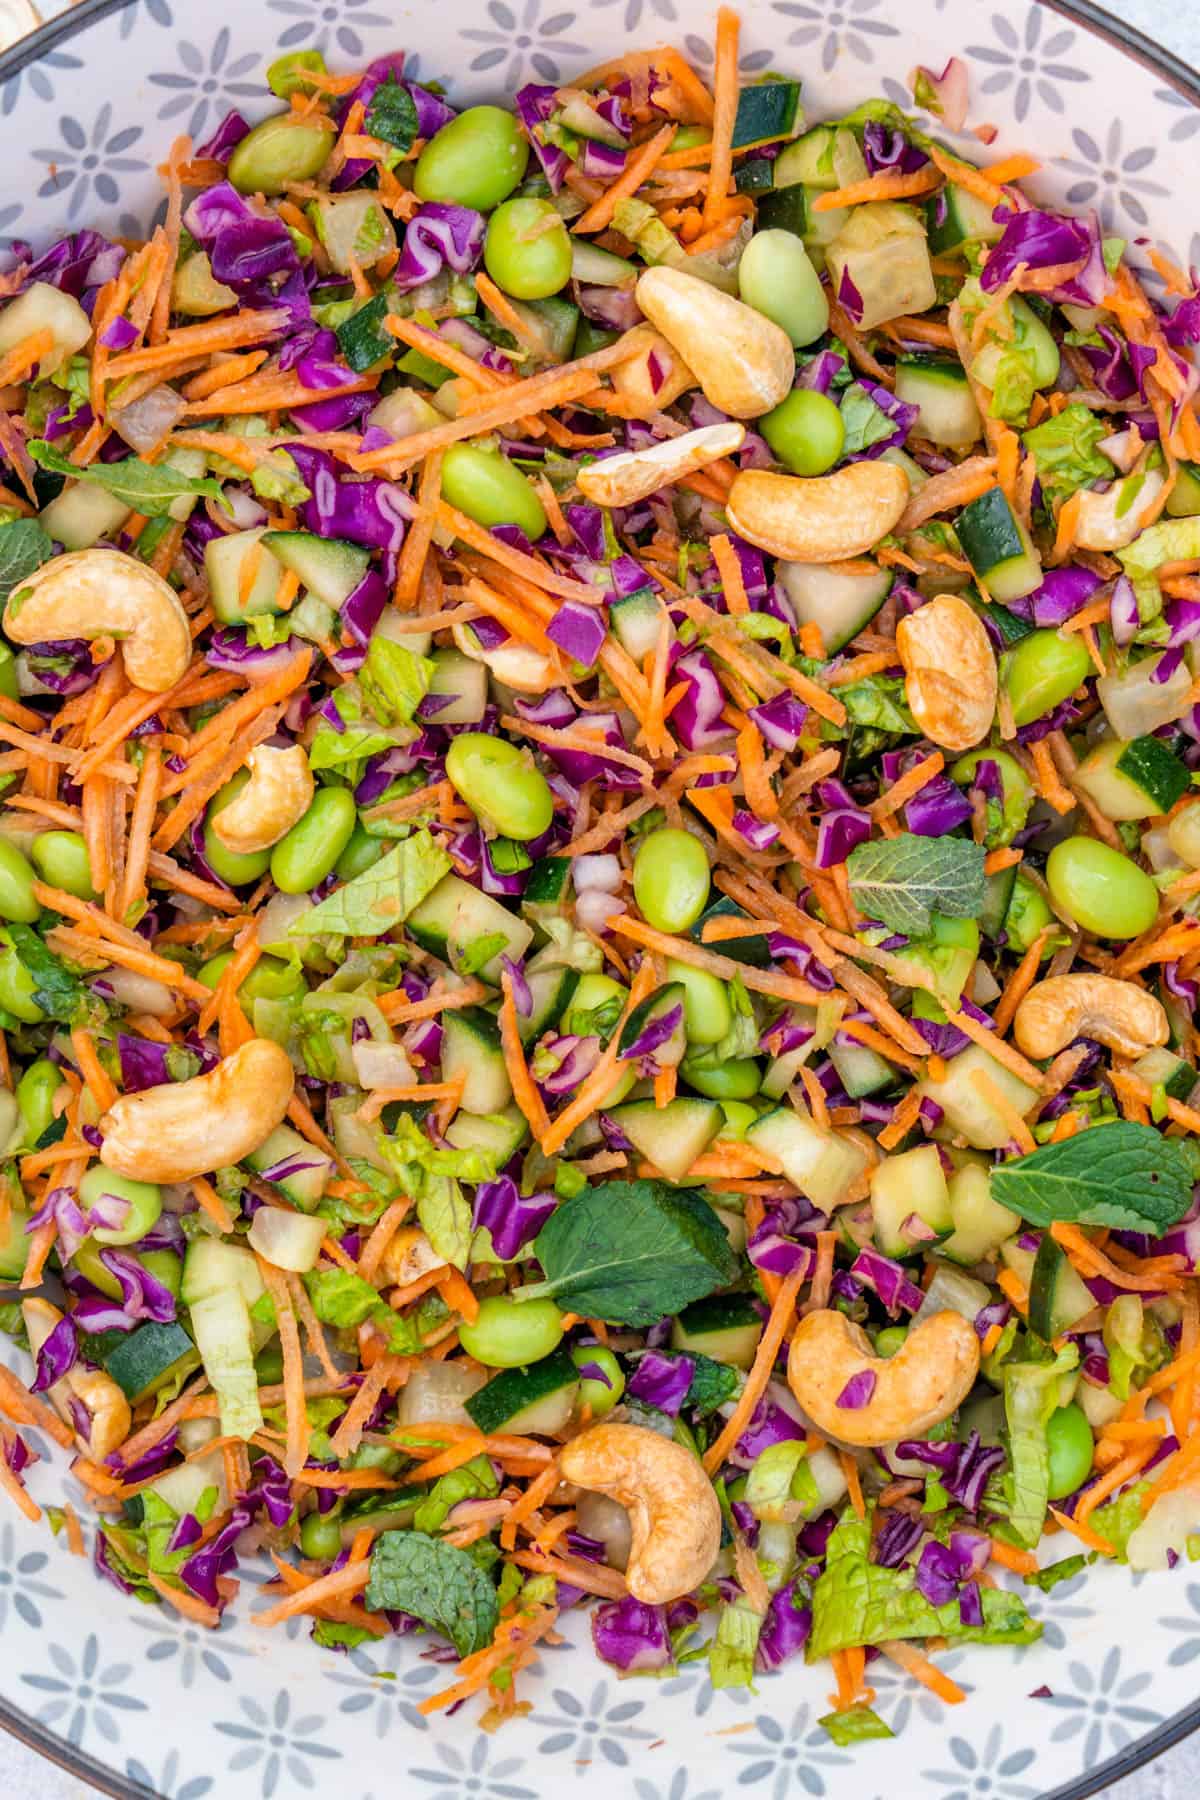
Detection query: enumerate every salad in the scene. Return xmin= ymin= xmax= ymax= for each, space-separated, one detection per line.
xmin=0 ymin=5 xmax=1199 ymax=1744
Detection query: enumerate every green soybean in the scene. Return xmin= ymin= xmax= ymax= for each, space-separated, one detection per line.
xmin=255 ymin=1345 xmax=285 ymax=1385
xmin=633 ymin=827 xmax=710 ymax=933
xmin=874 ymin=1325 xmax=908 ymax=1358
xmin=1002 ymin=629 xmax=1091 ymax=728
xmin=718 ymin=1099 xmax=759 ymax=1140
xmin=300 ymin=1511 xmax=343 ymax=1562
xmin=441 ymin=444 xmax=548 ymax=540
xmin=681 ymin=1056 xmax=761 ymax=1100
xmin=79 ymin=1164 xmax=163 ymax=1246
xmin=1046 ymin=836 xmax=1159 ymax=940
xmin=414 ymin=106 xmax=529 ymax=212
xmin=1003 ymin=873 xmax=1056 ymax=955
xmin=16 ymin=1057 xmax=62 ymax=1148
xmin=760 ymin=388 xmax=845 ymax=477
xmin=227 ymin=113 xmax=335 ymax=196
xmin=457 ymin=1295 xmax=565 ymax=1368
xmin=0 ymin=837 xmax=39 ymax=923
xmin=665 ymin=958 xmax=732 ymax=1045
xmin=69 ymin=1238 xmax=124 ymax=1302
xmin=31 ymin=830 xmax=97 ymax=901
xmin=197 ymin=949 xmax=306 ymax=1005
xmin=205 ymin=773 xmax=272 ymax=887
xmin=0 ymin=644 xmax=18 ymax=703
xmin=950 ymin=748 xmax=1034 ymax=848
xmin=270 ymin=787 xmax=358 ymax=894
xmin=568 ymin=971 xmax=628 ymax=1036
xmin=445 ymin=733 xmax=554 ymax=842
xmin=484 ymin=197 xmax=573 ymax=300
xmin=142 ymin=1249 xmax=182 ymax=1297
xmin=738 ymin=229 xmax=829 ymax=347
xmin=336 ymin=823 xmax=384 ymax=881
xmin=0 ymin=929 xmax=43 ymax=1023
xmin=571 ymin=1344 xmax=625 ymax=1417
xmin=1046 ymin=1402 xmax=1094 ymax=1501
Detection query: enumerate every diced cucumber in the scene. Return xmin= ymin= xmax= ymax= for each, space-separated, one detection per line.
xmin=172 ymin=251 xmax=237 ymax=317
xmin=522 ymin=856 xmax=573 ymax=916
xmin=745 ymin=1106 xmax=871 ymax=1209
xmin=971 ymin=295 xmax=1059 ymax=393
xmin=1132 ymin=1046 xmax=1198 ymax=1104
xmin=827 ymin=1039 xmax=899 ymax=1099
xmin=425 ymin=647 xmax=488 ymax=725
xmin=260 ymin=530 xmax=370 ymax=609
xmin=894 ymin=358 xmax=982 ymax=449
xmin=465 ymin=1348 xmax=579 ymax=1436
xmin=955 ymin=486 xmax=1043 ymax=603
xmin=367 ymin=386 xmax=442 ymax=438
xmin=246 ymin=1123 xmax=333 ymax=1210
xmin=0 ymin=1205 xmax=29 ymax=1281
xmin=150 ymin=1450 xmax=228 ymax=1519
xmin=671 ymin=1293 xmax=762 ymax=1369
xmin=919 ymin=1043 xmax=1040 ymax=1151
xmin=690 ymin=897 xmax=770 ymax=967
xmin=570 ymin=239 xmax=638 ymax=287
xmin=609 ymin=588 xmax=667 ymax=665
xmin=941 ymin=1160 xmax=1020 ymax=1264
xmin=518 ymin=962 xmax=580 ymax=1044
xmin=731 ymin=80 xmax=803 ymax=150
xmin=1074 ymin=736 xmax=1188 ymax=821
xmin=802 ymin=194 xmax=850 ymax=264
xmin=205 ymin=527 xmax=286 ymax=623
xmin=444 ymin=1104 xmax=530 ymax=1162
xmin=870 ymin=1143 xmax=952 ymax=1256
xmin=308 ymin=192 xmax=395 ymax=275
xmin=503 ymin=296 xmax=579 ymax=363
xmin=39 ymin=482 xmax=131 ymax=551
xmin=777 ymin=559 xmax=891 ymax=654
xmin=102 ymin=1320 xmax=199 ymax=1404
xmin=979 ymin=864 xmax=1018 ymax=940
xmin=406 ymin=873 xmax=534 ymax=983
xmin=762 ymin=1008 xmax=817 ymax=1100
xmin=607 ymin=1096 xmax=723 ymax=1183
xmin=1116 ymin=736 xmax=1190 ymax=815
xmin=181 ymin=1238 xmax=265 ymax=1310
xmin=1018 ymin=1234 xmax=1096 ymax=1339
xmin=618 ymin=982 xmax=688 ymax=1068
xmin=1166 ymin=462 xmax=1200 ymax=519
xmin=441 ymin=1007 xmax=513 ymax=1114
xmin=0 ymin=282 xmax=90 ymax=376
xmin=774 ymin=126 xmax=867 ymax=192
xmin=756 ymin=183 xmax=807 ymax=237
xmin=826 ymin=203 xmax=936 ymax=333
xmin=189 ymin=1288 xmax=263 ymax=1441
xmin=925 ymin=186 xmax=1004 ymax=256
xmin=159 ymin=448 xmax=211 ymax=523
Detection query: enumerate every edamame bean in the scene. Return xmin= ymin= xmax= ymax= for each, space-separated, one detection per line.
xmin=1003 ymin=873 xmax=1056 ymax=955
xmin=1046 ymin=835 xmax=1159 ymax=940
xmin=874 ymin=1325 xmax=908 ymax=1358
xmin=950 ymin=748 xmax=1034 ymax=848
xmin=227 ymin=113 xmax=334 ymax=196
xmin=1002 ymin=629 xmax=1091 ymax=728
xmin=270 ymin=786 xmax=357 ymax=894
xmin=336 ymin=823 xmax=384 ymax=881
xmin=205 ymin=772 xmax=272 ymax=887
xmin=681 ymin=1056 xmax=762 ymax=1100
xmin=444 ymin=734 xmax=554 ymax=842
xmin=17 ymin=1057 xmax=62 ymax=1148
xmin=441 ymin=444 xmax=548 ymax=540
xmin=568 ymin=971 xmax=628 ymax=1037
xmin=0 ymin=837 xmax=39 ymax=922
xmin=414 ymin=106 xmax=529 ymax=212
xmin=719 ymin=1099 xmax=759 ymax=1140
xmin=300 ymin=1511 xmax=343 ymax=1562
xmin=80 ymin=1164 xmax=163 ymax=1246
xmin=738 ymin=229 xmax=829 ymax=347
xmin=665 ymin=958 xmax=732 ymax=1045
xmin=633 ymin=827 xmax=710 ymax=933
xmin=457 ymin=1295 xmax=565 ymax=1367
xmin=760 ymin=388 xmax=845 ymax=477
xmin=31 ymin=829 xmax=97 ymax=901
xmin=1046 ymin=1401 xmax=1094 ymax=1500
xmin=571 ymin=1344 xmax=625 ymax=1417
xmin=142 ymin=1248 xmax=182 ymax=1297
xmin=0 ymin=644 xmax=18 ymax=703
xmin=197 ymin=950 xmax=306 ymax=1005
xmin=484 ymin=197 xmax=573 ymax=300
xmin=0 ymin=928 xmax=42 ymax=1023
xmin=255 ymin=1345 xmax=285 ymax=1385
xmin=69 ymin=1238 xmax=123 ymax=1302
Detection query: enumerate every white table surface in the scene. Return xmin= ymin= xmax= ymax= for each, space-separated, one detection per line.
xmin=1 ymin=0 xmax=1199 ymax=1792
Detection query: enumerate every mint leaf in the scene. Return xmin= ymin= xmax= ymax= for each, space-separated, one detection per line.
xmin=289 ymin=831 xmax=450 ymax=938
xmin=521 ymin=1179 xmax=738 ymax=1326
xmin=685 ymin=1353 xmax=740 ymax=1416
xmin=990 ymin=1122 xmax=1194 ymax=1233
xmin=367 ymin=76 xmax=419 ymax=153
xmin=365 ymin=1529 xmax=499 ymax=1656
xmin=0 ymin=518 xmax=52 ymax=602
xmin=26 ymin=440 xmax=227 ymax=518
xmin=845 ymin=833 xmax=985 ymax=936
xmin=6 ymin=924 xmax=88 ymax=1023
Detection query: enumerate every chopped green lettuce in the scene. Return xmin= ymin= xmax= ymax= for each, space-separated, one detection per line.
xmin=1001 ymin=1344 xmax=1080 ymax=1547
xmin=1022 ymin=404 xmax=1113 ymax=510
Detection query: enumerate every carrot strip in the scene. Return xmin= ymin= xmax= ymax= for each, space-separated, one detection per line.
xmin=574 ymin=125 xmax=676 ymax=236
xmin=813 ymin=166 xmax=941 ymax=211
xmin=703 ymin=1265 xmax=804 ymax=1474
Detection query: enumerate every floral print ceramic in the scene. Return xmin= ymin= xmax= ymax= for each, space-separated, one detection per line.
xmin=1 ymin=1 xmax=1200 ymax=1795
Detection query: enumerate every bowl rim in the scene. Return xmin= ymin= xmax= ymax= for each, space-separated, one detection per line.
xmin=0 ymin=0 xmax=1198 ymax=1796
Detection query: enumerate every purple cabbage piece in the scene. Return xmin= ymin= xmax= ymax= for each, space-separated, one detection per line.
xmin=94 ymin=1531 xmax=138 ymax=1596
xmin=575 ymin=283 xmax=642 ymax=332
xmin=564 ymin=503 xmax=606 ymax=561
xmin=749 ymin=692 xmax=809 ymax=752
xmin=23 ymin=637 xmax=110 ymax=697
xmin=206 ymin=630 xmax=305 ymax=679
xmin=733 ymin=811 xmax=782 ymax=852
xmin=592 ymin=1594 xmax=673 ymax=1670
xmin=874 ymin=1509 xmax=924 ymax=1568
xmin=862 ymin=122 xmax=929 ymax=175
xmin=797 ymin=348 xmax=846 ymax=395
xmin=747 ymin=1218 xmax=813 ymax=1280
xmin=627 ymin=1350 xmax=694 ymax=1416
xmin=915 ymin=1538 xmax=961 ymax=1607
xmin=183 ymin=181 xmax=299 ymax=289
xmin=32 ymin=1315 xmax=78 ymax=1393
xmin=896 ymin=1430 xmax=1006 ymax=1514
xmin=194 ymin=109 xmax=251 ymax=164
xmin=904 ymin=774 xmax=974 ymax=837
xmin=181 ymin=1505 xmax=253 ymax=1608
xmin=1028 ymin=566 xmax=1104 ymax=628
xmin=341 ymin=569 xmax=390 ymax=647
xmin=285 ymin=442 xmax=413 ymax=552
xmin=852 ymin=378 xmax=919 ymax=459
xmin=243 ymin=1451 xmax=297 ymax=1529
xmin=672 ymin=647 xmax=730 ymax=751
xmin=117 ymin=1033 xmax=172 ymax=1093
xmin=546 ymin=600 xmax=607 ymax=667
xmin=959 ymin=1581 xmax=984 ymax=1627
xmin=1164 ymin=295 xmax=1200 ymax=348
xmin=836 ymin=266 xmax=864 ymax=325
xmin=394 ymin=202 xmax=486 ymax=292
xmin=578 ymin=140 xmax=627 ymax=180
xmin=756 ymin=1579 xmax=812 ymax=1670
xmin=27 ymin=1186 xmax=91 ymax=1261
xmin=98 ymin=1249 xmax=177 ymax=1324
xmin=107 ymin=1426 xmax=179 ymax=1482
xmin=620 ymin=1002 xmax=682 ymax=1063
xmin=850 ymin=1247 xmax=926 ymax=1315
xmin=471 ymin=1175 xmax=556 ymax=1260
xmin=815 ymin=806 xmax=872 ymax=867
xmin=981 ymin=205 xmax=1110 ymax=306
xmin=515 ymin=83 xmax=570 ymax=191
xmin=280 ymin=325 xmax=353 ymax=390
xmin=540 ymin=707 xmax=639 ymax=790
xmin=15 ymin=230 xmax=125 ymax=299
xmin=732 ymin=1393 xmax=806 ymax=1466
xmin=836 ymin=1368 xmax=877 ymax=1409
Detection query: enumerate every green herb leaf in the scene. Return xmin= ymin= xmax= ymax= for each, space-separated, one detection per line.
xmin=366 ymin=1529 xmax=499 ymax=1656
xmin=708 ymin=1594 xmax=762 ymax=1689
xmin=412 ymin=1455 xmax=498 ymax=1536
xmin=290 ymin=831 xmax=450 ymax=938
xmin=990 ymin=1121 xmax=1194 ymax=1233
xmin=312 ymin=1619 xmax=374 ymax=1651
xmin=1024 ymin=1553 xmax=1088 ymax=1593
xmin=336 ymin=291 xmax=394 ymax=375
xmin=836 ymin=674 xmax=916 ymax=735
xmin=301 ymin=1266 xmax=421 ymax=1355
xmin=521 ymin=1179 xmax=738 ymax=1326
xmin=6 ymin=924 xmax=87 ymax=1024
xmin=0 ymin=518 xmax=53 ymax=602
xmin=26 ymin=440 xmax=227 ymax=519
xmin=819 ymin=1706 xmax=895 ymax=1747
xmin=845 ymin=832 xmax=985 ymax=937
xmin=367 ymin=76 xmax=420 ymax=153
xmin=685 ymin=1352 xmax=740 ymax=1416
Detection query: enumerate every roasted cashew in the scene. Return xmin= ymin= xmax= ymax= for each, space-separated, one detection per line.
xmin=609 ymin=329 xmax=698 ymax=416
xmin=635 ymin=267 xmax=794 ymax=420
xmin=4 ymin=548 xmax=191 ymax=692
xmin=895 ymin=594 xmax=997 ymax=753
xmin=22 ymin=1298 xmax=131 ymax=1457
xmin=1013 ymin=972 xmax=1168 ymax=1060
xmin=726 ymin=463 xmax=910 ymax=563
xmin=787 ymin=1308 xmax=980 ymax=1447
xmin=576 ymin=423 xmax=745 ymax=509
xmin=99 ymin=1037 xmax=294 ymax=1183
xmin=209 ymin=745 xmax=315 ymax=856
xmin=379 ymin=1226 xmax=445 ymax=1289
xmin=559 ymin=1421 xmax=721 ymax=1604
xmin=1073 ymin=470 xmax=1166 ymax=552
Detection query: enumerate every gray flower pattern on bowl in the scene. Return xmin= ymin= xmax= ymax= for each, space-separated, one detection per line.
xmin=412 ymin=1734 xmax=537 ymax=1799
xmin=531 ymin=1679 xmax=655 ymax=1768
xmin=214 ymin=1689 xmax=342 ymax=1796
xmin=21 ymin=1633 xmax=148 ymax=1748
xmin=921 ymin=1723 xmax=1039 ymax=1800
xmin=125 ymin=1748 xmax=215 ymax=1800
xmin=1038 ymin=1646 xmax=1163 ymax=1767
xmin=462 ymin=0 xmax=590 ymax=87
xmin=148 ymin=27 xmax=261 ymax=140
xmin=965 ymin=10 xmax=1090 ymax=120
xmin=770 ymin=0 xmax=898 ymax=74
xmin=723 ymin=1703 xmax=850 ymax=1796
xmin=1061 ymin=121 xmax=1170 ymax=229
xmin=31 ymin=103 xmax=147 ymax=222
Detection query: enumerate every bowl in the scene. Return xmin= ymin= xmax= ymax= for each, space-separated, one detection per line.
xmin=2 ymin=2 xmax=1200 ymax=1796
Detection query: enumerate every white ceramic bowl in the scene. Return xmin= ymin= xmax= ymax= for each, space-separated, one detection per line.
xmin=2 ymin=3 xmax=1200 ymax=1796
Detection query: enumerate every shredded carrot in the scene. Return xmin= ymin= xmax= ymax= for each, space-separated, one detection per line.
xmin=499 ymin=967 xmax=552 ymax=1141
xmin=879 ymin=1640 xmax=967 ymax=1704
xmin=703 ymin=1264 xmax=804 ymax=1474
xmin=574 ymin=125 xmax=676 ymax=236
xmin=813 ymin=165 xmax=941 ymax=212
xmin=257 ymin=1259 xmax=309 ymax=1477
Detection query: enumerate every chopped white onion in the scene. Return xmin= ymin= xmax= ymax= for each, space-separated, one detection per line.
xmin=247 ymin=1207 xmax=327 ymax=1273
xmin=224 ymin=487 xmax=268 ymax=530
xmin=396 ymin=1361 xmax=488 ymax=1426
xmin=351 ymin=1038 xmax=417 ymax=1089
xmin=575 ymin=889 xmax=626 ymax=934
xmin=258 ymin=891 xmax=313 ymax=951
xmin=1098 ymin=428 xmax=1140 ymax=473
xmin=100 ymin=966 xmax=177 ymax=1017
xmin=573 ymin=853 xmax=621 ymax=894
xmin=109 ymin=384 xmax=186 ymax=455
xmin=915 ymin=1263 xmax=992 ymax=1325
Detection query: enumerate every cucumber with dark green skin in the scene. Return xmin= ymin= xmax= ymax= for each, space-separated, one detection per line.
xmin=1115 ymin=736 xmax=1190 ymax=814
xmin=755 ymin=183 xmax=808 ymax=236
xmin=689 ymin=897 xmax=770 ymax=967
xmin=519 ymin=964 xmax=580 ymax=1045
xmin=671 ymin=1293 xmax=761 ymax=1368
xmin=523 ymin=856 xmax=572 ymax=911
xmin=102 ymin=1321 xmax=199 ymax=1404
xmin=731 ymin=81 xmax=802 ymax=150
xmin=441 ymin=1007 xmax=511 ymax=1114
xmin=261 ymin=530 xmax=370 ymax=609
xmin=465 ymin=1349 xmax=579 ymax=1436
xmin=1131 ymin=1046 xmax=1198 ymax=1103
xmin=406 ymin=873 xmax=533 ymax=982
xmin=1028 ymin=1234 xmax=1094 ymax=1341
xmin=979 ymin=864 xmax=1018 ymax=939
xmin=608 ymin=589 xmax=666 ymax=664
xmin=444 ymin=1104 xmax=529 ymax=1162
xmin=924 ymin=186 xmax=1005 ymax=256
xmin=735 ymin=157 xmax=776 ymax=194
xmin=976 ymin=599 xmax=1035 ymax=647
xmin=618 ymin=982 xmax=688 ymax=1064
xmin=336 ymin=290 xmax=392 ymax=371
xmin=894 ymin=357 xmax=981 ymax=448
xmin=955 ymin=486 xmax=1043 ymax=603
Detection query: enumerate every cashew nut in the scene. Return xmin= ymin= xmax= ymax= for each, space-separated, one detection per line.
xmin=4 ymin=548 xmax=191 ymax=692
xmin=895 ymin=593 xmax=997 ymax=753
xmin=1073 ymin=469 xmax=1166 ymax=552
xmin=209 ymin=745 xmax=315 ymax=856
xmin=635 ymin=267 xmax=794 ymax=420
xmin=1013 ymin=972 xmax=1168 ymax=1060
xmin=22 ymin=1298 xmax=131 ymax=1457
xmin=558 ymin=1421 xmax=721 ymax=1604
xmin=576 ymin=423 xmax=745 ymax=509
xmin=99 ymin=1037 xmax=295 ymax=1183
xmin=787 ymin=1308 xmax=980 ymax=1447
xmin=379 ymin=1226 xmax=445 ymax=1290
xmin=609 ymin=329 xmax=698 ymax=416
xmin=726 ymin=462 xmax=910 ymax=563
